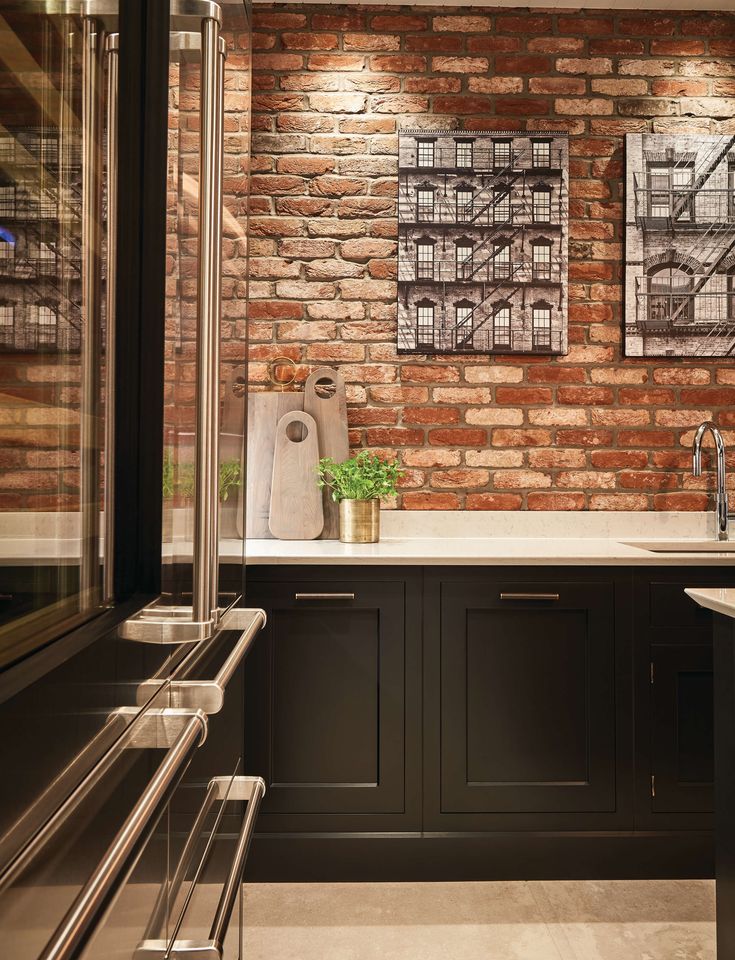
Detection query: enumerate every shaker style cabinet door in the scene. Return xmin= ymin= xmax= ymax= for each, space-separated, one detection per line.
xmin=244 ymin=573 xmax=420 ymax=833
xmin=428 ymin=577 xmax=618 ymax=829
xmin=650 ymin=644 xmax=714 ymax=816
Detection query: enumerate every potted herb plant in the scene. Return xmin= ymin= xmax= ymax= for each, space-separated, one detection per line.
xmin=317 ymin=450 xmax=403 ymax=543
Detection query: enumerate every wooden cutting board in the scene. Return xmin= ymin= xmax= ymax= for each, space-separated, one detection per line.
xmin=246 ymin=391 xmax=303 ymax=538
xmin=269 ymin=410 xmax=324 ymax=541
xmin=304 ymin=366 xmax=349 ymax=540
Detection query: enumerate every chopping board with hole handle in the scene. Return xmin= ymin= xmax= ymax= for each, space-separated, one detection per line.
xmin=269 ymin=410 xmax=324 ymax=540
xmin=304 ymin=366 xmax=349 ymax=540
xmin=246 ymin=391 xmax=303 ymax=538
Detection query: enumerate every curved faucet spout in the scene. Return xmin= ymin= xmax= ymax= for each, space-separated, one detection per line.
xmin=692 ymin=421 xmax=729 ymax=540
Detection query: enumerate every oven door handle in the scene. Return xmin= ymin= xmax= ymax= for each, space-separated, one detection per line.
xmin=38 ymin=711 xmax=207 ymax=960
xmin=135 ymin=775 xmax=266 ymax=960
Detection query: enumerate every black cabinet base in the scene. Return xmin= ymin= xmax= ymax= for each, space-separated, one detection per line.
xmin=246 ymin=832 xmax=714 ymax=883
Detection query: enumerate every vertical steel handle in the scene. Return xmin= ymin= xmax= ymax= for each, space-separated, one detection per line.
xmin=192 ymin=14 xmax=224 ymax=626
xmin=208 ymin=777 xmax=265 ymax=955
xmin=80 ymin=14 xmax=105 ymax=605
xmin=103 ymin=32 xmax=119 ymax=604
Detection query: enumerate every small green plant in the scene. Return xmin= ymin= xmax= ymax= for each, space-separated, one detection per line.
xmin=317 ymin=451 xmax=403 ymax=503
xmin=162 ymin=449 xmax=242 ymax=502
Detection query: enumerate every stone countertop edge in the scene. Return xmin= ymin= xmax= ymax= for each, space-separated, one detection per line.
xmin=244 ymin=537 xmax=735 ymax=566
xmin=686 ymin=587 xmax=735 ymax=619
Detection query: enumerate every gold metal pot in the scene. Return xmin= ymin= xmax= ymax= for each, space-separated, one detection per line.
xmin=339 ymin=499 xmax=380 ymax=543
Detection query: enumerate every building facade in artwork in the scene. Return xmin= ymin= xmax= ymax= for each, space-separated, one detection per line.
xmin=625 ymin=133 xmax=735 ymax=358
xmin=397 ymin=130 xmax=568 ymax=355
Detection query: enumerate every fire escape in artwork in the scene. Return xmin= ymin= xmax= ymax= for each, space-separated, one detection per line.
xmin=398 ymin=132 xmax=567 ymax=354
xmin=632 ymin=136 xmax=735 ymax=357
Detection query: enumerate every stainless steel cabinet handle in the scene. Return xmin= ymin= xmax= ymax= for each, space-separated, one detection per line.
xmin=499 ymin=592 xmax=561 ymax=602
xmin=134 ymin=608 xmax=266 ymax=714
xmin=38 ymin=712 xmax=206 ymax=960
xmin=103 ymin=31 xmax=118 ymax=605
xmin=135 ymin=774 xmax=265 ymax=960
xmin=295 ymin=592 xmax=356 ymax=601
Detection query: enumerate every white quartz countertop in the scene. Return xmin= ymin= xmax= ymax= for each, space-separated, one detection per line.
xmin=686 ymin=587 xmax=735 ymax=619
xmin=4 ymin=511 xmax=735 ymax=568
xmin=246 ymin=536 xmax=735 ymax=566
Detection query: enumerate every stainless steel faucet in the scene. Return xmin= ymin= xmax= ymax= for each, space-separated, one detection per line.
xmin=692 ymin=420 xmax=730 ymax=541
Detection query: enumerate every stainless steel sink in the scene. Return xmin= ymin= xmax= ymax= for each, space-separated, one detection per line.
xmin=622 ymin=540 xmax=735 ymax=553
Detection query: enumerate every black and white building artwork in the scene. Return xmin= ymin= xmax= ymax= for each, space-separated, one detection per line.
xmin=625 ymin=133 xmax=735 ymax=358
xmin=397 ymin=129 xmax=568 ymax=355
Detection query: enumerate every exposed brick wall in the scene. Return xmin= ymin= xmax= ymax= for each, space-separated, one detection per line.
xmin=248 ymin=4 xmax=735 ymax=511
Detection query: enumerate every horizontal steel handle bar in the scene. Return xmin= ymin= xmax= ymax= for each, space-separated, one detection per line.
xmin=499 ymin=592 xmax=561 ymax=602
xmin=39 ymin=713 xmax=207 ymax=960
xmin=294 ymin=593 xmax=356 ymax=601
xmin=0 ymin=707 xmax=201 ymax=893
xmin=135 ymin=609 xmax=266 ymax=714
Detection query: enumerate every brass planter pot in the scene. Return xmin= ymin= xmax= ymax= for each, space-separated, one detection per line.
xmin=339 ymin=499 xmax=380 ymax=543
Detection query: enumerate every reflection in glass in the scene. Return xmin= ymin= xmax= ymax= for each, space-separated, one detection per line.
xmin=0 ymin=6 xmax=113 ymax=666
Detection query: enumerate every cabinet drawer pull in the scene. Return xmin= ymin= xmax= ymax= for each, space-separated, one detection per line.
xmin=500 ymin=592 xmax=560 ymax=602
xmin=295 ymin=592 xmax=356 ymax=601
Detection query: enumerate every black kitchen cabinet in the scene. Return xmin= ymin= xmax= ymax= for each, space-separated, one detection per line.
xmin=632 ymin=569 xmax=732 ymax=830
xmin=243 ymin=564 xmax=719 ymax=880
xmin=243 ymin=570 xmax=421 ymax=833
xmin=423 ymin=572 xmax=631 ymax=832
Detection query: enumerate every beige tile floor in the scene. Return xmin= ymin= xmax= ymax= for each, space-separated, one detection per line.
xmin=242 ymin=880 xmax=716 ymax=960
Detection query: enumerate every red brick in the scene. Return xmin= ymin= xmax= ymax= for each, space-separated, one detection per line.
xmin=370 ymin=54 xmax=427 ymax=72
xmin=527 ymin=366 xmax=586 ymax=384
xmin=651 ymin=40 xmax=707 ymax=56
xmin=402 ymin=492 xmax=460 ymax=510
xmin=497 ymin=97 xmax=551 ymax=117
xmin=492 ymin=429 xmax=552 ymax=447
xmin=495 ymin=387 xmax=552 ymax=404
xmin=466 ymin=37 xmax=521 ymax=53
xmin=619 ymin=430 xmax=675 ymax=447
xmin=557 ymin=430 xmax=614 ymax=447
xmin=495 ymin=55 xmax=551 ymax=74
xmin=619 ymin=471 xmax=679 ymax=491
xmin=558 ymin=386 xmax=614 ymax=405
xmin=652 ymin=79 xmax=709 ymax=97
xmin=312 ymin=11 xmax=365 ymax=31
xmin=681 ymin=388 xmax=735 ymax=405
xmin=496 ymin=15 xmax=552 ymax=33
xmin=529 ymin=78 xmax=586 ymax=95
xmin=282 ymin=32 xmax=339 ymax=51
xmin=682 ymin=15 xmax=734 ymax=37
xmin=591 ymin=451 xmax=649 ymax=469
xmin=558 ymin=16 xmax=614 ymax=34
xmin=432 ymin=468 xmax=490 ymax=488
xmin=406 ymin=34 xmax=463 ymax=52
xmin=619 ymin=17 xmax=677 ymax=36
xmin=366 ymin=428 xmax=424 ymax=446
xmin=653 ymin=493 xmax=709 ymax=511
xmin=428 ymin=428 xmax=487 ymax=446
xmin=529 ymin=38 xmax=585 ymax=54
xmin=528 ymin=493 xmax=586 ymax=510
xmin=404 ymin=406 xmax=460 ymax=425
xmin=432 ymin=15 xmax=491 ymax=32
xmin=370 ymin=14 xmax=428 ymax=31
xmin=466 ymin=493 xmax=524 ymax=510
xmin=589 ymin=39 xmax=645 ymax=55
xmin=252 ymin=11 xmax=306 ymax=29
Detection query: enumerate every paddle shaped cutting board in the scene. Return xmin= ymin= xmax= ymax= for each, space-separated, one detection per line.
xmin=246 ymin=391 xmax=303 ymax=538
xmin=304 ymin=366 xmax=349 ymax=540
xmin=269 ymin=411 xmax=324 ymax=540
